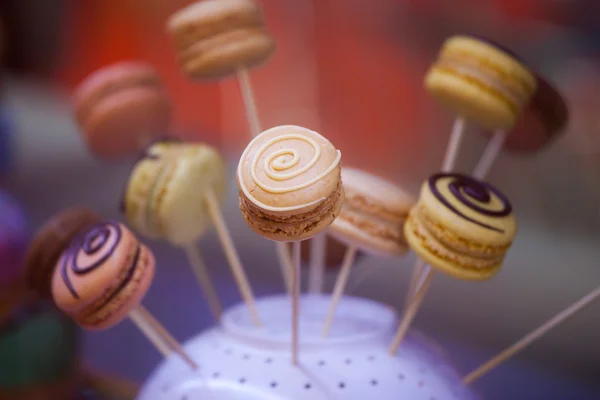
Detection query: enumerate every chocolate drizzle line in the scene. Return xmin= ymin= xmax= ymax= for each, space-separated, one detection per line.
xmin=61 ymin=221 xmax=123 ymax=299
xmin=428 ymin=173 xmax=512 ymax=233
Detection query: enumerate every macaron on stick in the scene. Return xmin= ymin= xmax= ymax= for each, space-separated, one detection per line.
xmin=390 ymin=173 xmax=516 ymax=355
xmin=322 ymin=168 xmax=415 ymax=335
xmin=73 ymin=62 xmax=171 ymax=160
xmin=51 ymin=221 xmax=198 ymax=370
xmin=463 ymin=285 xmax=600 ymax=385
xmin=237 ymin=125 xmax=344 ymax=365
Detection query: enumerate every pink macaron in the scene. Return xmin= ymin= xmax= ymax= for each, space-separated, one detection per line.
xmin=73 ymin=62 xmax=171 ymax=160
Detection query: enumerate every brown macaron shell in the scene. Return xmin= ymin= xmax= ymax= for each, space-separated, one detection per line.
xmin=167 ymin=0 xmax=275 ymax=80
xmin=23 ymin=208 xmax=100 ymax=300
xmin=486 ymin=74 xmax=569 ymax=152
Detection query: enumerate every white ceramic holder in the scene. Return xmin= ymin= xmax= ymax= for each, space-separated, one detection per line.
xmin=138 ymin=295 xmax=478 ymax=400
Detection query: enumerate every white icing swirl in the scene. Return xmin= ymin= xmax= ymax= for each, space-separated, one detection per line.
xmin=238 ymin=126 xmax=341 ymax=212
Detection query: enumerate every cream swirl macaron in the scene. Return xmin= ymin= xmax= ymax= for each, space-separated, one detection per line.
xmin=237 ymin=125 xmax=343 ymax=242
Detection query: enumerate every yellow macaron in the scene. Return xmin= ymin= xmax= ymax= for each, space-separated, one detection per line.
xmin=404 ymin=172 xmax=516 ymax=280
xmin=425 ymin=35 xmax=537 ymax=130
xmin=122 ymin=140 xmax=226 ymax=246
xmin=328 ymin=168 xmax=415 ymax=257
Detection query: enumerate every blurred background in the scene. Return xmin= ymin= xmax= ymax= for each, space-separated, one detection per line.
xmin=1 ymin=0 xmax=600 ymax=399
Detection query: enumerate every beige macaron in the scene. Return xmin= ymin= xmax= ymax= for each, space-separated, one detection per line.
xmin=328 ymin=168 xmax=415 ymax=257
xmin=167 ymin=0 xmax=275 ymax=80
xmin=122 ymin=141 xmax=227 ymax=246
xmin=237 ymin=125 xmax=343 ymax=242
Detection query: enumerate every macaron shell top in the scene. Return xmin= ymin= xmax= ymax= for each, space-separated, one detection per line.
xmin=341 ymin=168 xmax=415 ymax=216
xmin=153 ymin=142 xmax=227 ymax=245
xmin=167 ymin=0 xmax=262 ymax=43
xmin=425 ymin=35 xmax=537 ymax=130
xmin=420 ymin=173 xmax=516 ymax=247
xmin=237 ymin=125 xmax=342 ymax=218
xmin=52 ymin=221 xmax=142 ymax=313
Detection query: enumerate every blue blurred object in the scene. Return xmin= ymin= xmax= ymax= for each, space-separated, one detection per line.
xmin=0 ymin=108 xmax=13 ymax=181
xmin=0 ymin=189 xmax=28 ymax=286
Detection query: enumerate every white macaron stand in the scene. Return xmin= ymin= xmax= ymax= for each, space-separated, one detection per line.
xmin=138 ymin=295 xmax=478 ymax=400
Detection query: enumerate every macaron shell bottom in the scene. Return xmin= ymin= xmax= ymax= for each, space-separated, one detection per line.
xmin=76 ymin=244 xmax=155 ymax=330
xmin=84 ymin=87 xmax=170 ymax=159
xmin=426 ymin=68 xmax=516 ymax=130
xmin=328 ymin=217 xmax=407 ymax=258
xmin=240 ymin=181 xmax=344 ymax=242
xmin=404 ymin=215 xmax=502 ymax=281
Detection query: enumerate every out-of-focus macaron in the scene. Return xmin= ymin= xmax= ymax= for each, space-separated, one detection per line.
xmin=328 ymin=168 xmax=415 ymax=257
xmin=23 ymin=208 xmax=100 ymax=300
xmin=237 ymin=125 xmax=344 ymax=242
xmin=73 ymin=62 xmax=171 ymax=160
xmin=425 ymin=35 xmax=537 ymax=130
xmin=498 ymin=74 xmax=568 ymax=152
xmin=167 ymin=0 xmax=275 ymax=80
xmin=122 ymin=141 xmax=227 ymax=246
xmin=0 ymin=190 xmax=28 ymax=287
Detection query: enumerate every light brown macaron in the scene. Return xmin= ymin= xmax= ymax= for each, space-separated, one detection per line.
xmin=328 ymin=168 xmax=415 ymax=257
xmin=167 ymin=0 xmax=275 ymax=80
xmin=23 ymin=208 xmax=101 ymax=300
xmin=237 ymin=125 xmax=343 ymax=242
xmin=73 ymin=62 xmax=171 ymax=160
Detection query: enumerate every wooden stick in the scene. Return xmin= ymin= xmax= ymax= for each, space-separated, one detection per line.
xmin=403 ymin=260 xmax=425 ymax=314
xmin=204 ymin=189 xmax=262 ymax=326
xmin=136 ymin=305 xmax=198 ymax=370
xmin=472 ymin=130 xmax=506 ymax=179
xmin=292 ymin=240 xmax=301 ymax=365
xmin=276 ymin=242 xmax=293 ymax=295
xmin=236 ymin=68 xmax=261 ymax=138
xmin=308 ymin=232 xmax=327 ymax=293
xmin=441 ymin=116 xmax=467 ymax=171
xmin=322 ymin=246 xmax=357 ymax=337
xmin=404 ymin=117 xmax=466 ymax=308
xmin=389 ymin=262 xmax=434 ymax=355
xmin=183 ymin=245 xmax=223 ymax=321
xmin=128 ymin=306 xmax=198 ymax=370
xmin=463 ymin=285 xmax=600 ymax=384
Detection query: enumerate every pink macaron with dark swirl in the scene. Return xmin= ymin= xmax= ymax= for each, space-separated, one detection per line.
xmin=51 ymin=221 xmax=155 ymax=330
xmin=404 ymin=173 xmax=516 ymax=281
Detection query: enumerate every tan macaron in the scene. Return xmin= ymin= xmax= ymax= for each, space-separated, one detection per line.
xmin=167 ymin=0 xmax=275 ymax=80
xmin=237 ymin=125 xmax=343 ymax=242
xmin=328 ymin=168 xmax=415 ymax=257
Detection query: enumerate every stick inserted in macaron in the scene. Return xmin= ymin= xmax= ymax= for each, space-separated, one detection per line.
xmin=237 ymin=125 xmax=344 ymax=365
xmin=51 ymin=221 xmax=198 ymax=370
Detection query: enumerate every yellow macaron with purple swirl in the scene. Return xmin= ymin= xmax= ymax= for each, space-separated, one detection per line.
xmin=425 ymin=35 xmax=537 ymax=130
xmin=405 ymin=173 xmax=516 ymax=280
xmin=237 ymin=125 xmax=343 ymax=242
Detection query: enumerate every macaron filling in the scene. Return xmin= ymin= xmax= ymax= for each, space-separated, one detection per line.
xmin=239 ymin=180 xmax=343 ymax=238
xmin=407 ymin=207 xmax=505 ymax=271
